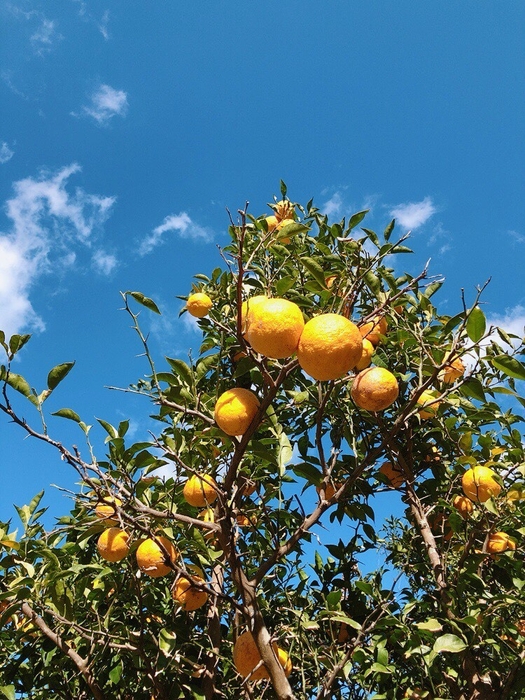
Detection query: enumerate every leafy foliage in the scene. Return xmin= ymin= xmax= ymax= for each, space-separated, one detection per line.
xmin=1 ymin=193 xmax=524 ymax=700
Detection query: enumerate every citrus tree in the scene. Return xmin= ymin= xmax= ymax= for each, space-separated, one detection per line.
xmin=1 ymin=187 xmax=524 ymax=700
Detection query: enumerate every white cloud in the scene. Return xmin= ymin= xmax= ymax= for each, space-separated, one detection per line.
xmin=98 ymin=10 xmax=110 ymax=40
xmin=30 ymin=18 xmax=63 ymax=54
xmin=92 ymin=249 xmax=117 ymax=275
xmin=140 ymin=213 xmax=213 ymax=255
xmin=322 ymin=192 xmax=344 ymax=218
xmin=0 ymin=164 xmax=115 ymax=337
xmin=390 ymin=197 xmax=436 ymax=231
xmin=508 ymin=230 xmax=525 ymax=245
xmin=487 ymin=305 xmax=525 ymax=346
xmin=0 ymin=142 xmax=14 ymax=164
xmin=78 ymin=84 xmax=128 ymax=125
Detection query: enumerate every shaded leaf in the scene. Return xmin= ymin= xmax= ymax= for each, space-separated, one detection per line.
xmin=302 ymin=257 xmax=327 ymax=289
xmin=433 ymin=633 xmax=467 ymax=654
xmin=128 ymin=291 xmax=161 ymax=315
xmin=47 ymin=362 xmax=75 ymax=391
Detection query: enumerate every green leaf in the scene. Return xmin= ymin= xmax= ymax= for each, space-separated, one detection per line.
xmin=460 ymin=378 xmax=486 ymax=402
xmin=491 ymin=354 xmax=525 ymax=381
xmin=275 ymin=276 xmax=296 ymax=296
xmin=278 ymin=432 xmax=293 ymax=475
xmin=364 ymin=271 xmax=381 ymax=297
xmin=47 ymin=362 xmax=75 ymax=391
xmin=326 ymin=590 xmax=342 ymax=610
xmin=416 ymin=619 xmax=443 ymax=632
xmin=108 ymin=663 xmax=123 ymax=684
xmin=424 ymin=281 xmax=443 ymax=298
xmin=467 ymin=306 xmax=486 ymax=343
xmin=166 ymin=357 xmax=193 ymax=387
xmin=383 ymin=219 xmax=395 ymax=241
xmin=97 ymin=418 xmax=118 ymax=438
xmin=362 ymin=228 xmax=379 ymax=247
xmin=348 ymin=209 xmax=369 ymax=231
xmin=52 ymin=408 xmax=82 ymax=423
xmin=8 ymin=334 xmax=31 ymax=356
xmin=276 ymin=222 xmax=309 ymax=240
xmin=433 ymin=633 xmax=467 ymax=654
xmin=6 ymin=372 xmax=32 ymax=397
xmin=280 ymin=180 xmax=287 ymax=198
xmin=128 ymin=291 xmax=161 ymax=314
xmin=158 ymin=628 xmax=177 ymax=655
xmin=0 ymin=685 xmax=16 ymax=700
xmin=302 ymin=257 xmax=327 ymax=289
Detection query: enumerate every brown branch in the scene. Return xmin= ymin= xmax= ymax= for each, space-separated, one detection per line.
xmin=20 ymin=601 xmax=105 ymax=700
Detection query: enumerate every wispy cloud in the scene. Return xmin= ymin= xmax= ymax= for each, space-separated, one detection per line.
xmin=390 ymin=196 xmax=436 ymax=231
xmin=76 ymin=84 xmax=128 ymax=125
xmin=487 ymin=305 xmax=525 ymax=346
xmin=98 ymin=10 xmax=110 ymax=40
xmin=71 ymin=1 xmax=110 ymax=40
xmin=507 ymin=230 xmax=525 ymax=245
xmin=0 ymin=142 xmax=14 ymax=164
xmin=30 ymin=18 xmax=63 ymax=55
xmin=92 ymin=249 xmax=117 ymax=275
xmin=0 ymin=164 xmax=115 ymax=337
xmin=139 ymin=213 xmax=213 ymax=255
xmin=322 ymin=191 xmax=344 ymax=218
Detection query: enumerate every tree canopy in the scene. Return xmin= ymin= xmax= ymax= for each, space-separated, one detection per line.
xmin=1 ymin=188 xmax=524 ymax=700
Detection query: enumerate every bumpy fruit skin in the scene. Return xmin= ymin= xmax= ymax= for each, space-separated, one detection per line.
xmin=417 ymin=390 xmax=441 ymax=419
xmin=486 ymin=531 xmax=516 ymax=554
xmin=359 ymin=316 xmax=387 ymax=346
xmin=439 ymin=356 xmax=465 ymax=383
xmin=379 ymin=461 xmax=404 ymax=489
xmin=186 ymin=293 xmax=213 ymax=318
xmin=97 ymin=528 xmax=130 ymax=562
xmin=214 ymin=388 xmax=260 ymax=436
xmin=241 ymin=296 xmax=268 ymax=335
xmin=264 ymin=215 xmax=278 ymax=232
xmin=136 ymin=536 xmax=179 ymax=578
xmin=183 ymin=474 xmax=218 ymax=507
xmin=351 ymin=367 xmax=399 ymax=411
xmin=95 ymin=496 xmax=122 ymax=525
xmin=297 ymin=314 xmax=363 ymax=381
xmin=245 ymin=298 xmax=304 ymax=359
xmin=462 ymin=466 xmax=502 ymax=503
xmin=172 ymin=568 xmax=208 ymax=611
xmin=233 ymin=631 xmax=292 ymax=681
xmin=355 ymin=338 xmax=374 ymax=371
xmin=453 ymin=495 xmax=474 ymax=518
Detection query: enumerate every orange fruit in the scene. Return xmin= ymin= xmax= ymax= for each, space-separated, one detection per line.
xmin=486 ymin=531 xmax=516 ymax=554
xmin=297 ymin=314 xmax=363 ymax=381
xmin=507 ymin=484 xmax=525 ymax=503
xmin=417 ymin=390 xmax=441 ymax=419
xmin=245 ymin=297 xmax=304 ymax=359
xmin=452 ymin=495 xmax=474 ymax=518
xmin=183 ymin=474 xmax=218 ymax=507
xmin=378 ymin=462 xmax=404 ymax=489
xmin=351 ymin=367 xmax=399 ymax=411
xmin=186 ymin=293 xmax=212 ymax=318
xmin=239 ymin=477 xmax=257 ymax=497
xmin=241 ymin=295 xmax=268 ymax=335
xmin=462 ymin=466 xmax=502 ymax=503
xmin=517 ymin=619 xmax=525 ymax=636
xmin=355 ymin=338 xmax=374 ymax=371
xmin=136 ymin=536 xmax=179 ymax=578
xmin=198 ymin=508 xmax=217 ymax=544
xmin=95 ymin=496 xmax=122 ymax=525
xmin=214 ymin=387 xmax=260 ymax=436
xmin=233 ymin=630 xmax=292 ymax=681
xmin=428 ymin=512 xmax=453 ymax=541
xmin=316 ymin=482 xmax=341 ymax=500
xmin=439 ymin=357 xmax=465 ymax=383
xmin=236 ymin=513 xmax=257 ymax=527
xmin=273 ymin=200 xmax=295 ymax=221
xmin=97 ymin=528 xmax=130 ymax=562
xmin=337 ymin=622 xmax=350 ymax=643
xmin=172 ymin=566 xmax=208 ymax=611
xmin=359 ymin=316 xmax=387 ymax=346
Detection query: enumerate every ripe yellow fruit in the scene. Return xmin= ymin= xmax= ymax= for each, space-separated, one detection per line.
xmin=97 ymin=528 xmax=130 ymax=562
xmin=379 ymin=462 xmax=404 ymax=489
xmin=233 ymin=631 xmax=292 ymax=681
xmin=507 ymin=484 xmax=525 ymax=503
xmin=297 ymin=314 xmax=363 ymax=381
xmin=453 ymin=495 xmax=474 ymax=518
xmin=274 ymin=218 xmax=296 ymax=244
xmin=95 ymin=496 xmax=122 ymax=525
xmin=136 ymin=536 xmax=179 ymax=578
xmin=351 ymin=367 xmax=399 ymax=412
xmin=439 ymin=357 xmax=465 ymax=383
xmin=183 ymin=474 xmax=218 ymax=507
xmin=486 ymin=531 xmax=516 ymax=554
xmin=236 ymin=513 xmax=257 ymax=527
xmin=198 ymin=508 xmax=217 ymax=544
xmin=172 ymin=567 xmax=208 ymax=611
xmin=186 ymin=292 xmax=213 ymax=318
xmin=245 ymin=297 xmax=304 ymax=359
xmin=462 ymin=466 xmax=502 ymax=503
xmin=264 ymin=215 xmax=278 ymax=232
xmin=417 ymin=390 xmax=441 ymax=419
xmin=359 ymin=316 xmax=387 ymax=346
xmin=241 ymin=295 xmax=268 ymax=334
xmin=214 ymin=387 xmax=260 ymax=436
xmin=355 ymin=338 xmax=374 ymax=371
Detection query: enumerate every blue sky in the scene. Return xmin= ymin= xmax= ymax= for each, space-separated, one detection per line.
xmin=1 ymin=1 xmax=524 ymax=527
